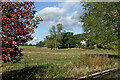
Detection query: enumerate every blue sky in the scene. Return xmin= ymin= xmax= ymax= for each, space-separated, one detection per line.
xmin=28 ymin=2 xmax=84 ymax=44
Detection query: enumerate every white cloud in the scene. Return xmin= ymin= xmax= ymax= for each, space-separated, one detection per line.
xmin=35 ymin=1 xmax=83 ymax=30
xmin=60 ymin=0 xmax=82 ymax=11
xmin=27 ymin=37 xmax=38 ymax=44
xmin=42 ymin=32 xmax=49 ymax=34
xmin=35 ymin=7 xmax=65 ymax=25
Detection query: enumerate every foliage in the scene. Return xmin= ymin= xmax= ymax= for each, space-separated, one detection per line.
xmin=61 ymin=32 xmax=74 ymax=48
xmin=80 ymin=2 xmax=119 ymax=54
xmin=2 ymin=2 xmax=42 ymax=63
xmin=62 ymin=32 xmax=96 ymax=49
xmin=45 ymin=30 xmax=97 ymax=49
xmin=45 ymin=24 xmax=63 ymax=49
xmin=36 ymin=41 xmax=45 ymax=47
xmin=44 ymin=36 xmax=55 ymax=50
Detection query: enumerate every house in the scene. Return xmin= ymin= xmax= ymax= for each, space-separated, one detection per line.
xmin=80 ymin=40 xmax=86 ymax=45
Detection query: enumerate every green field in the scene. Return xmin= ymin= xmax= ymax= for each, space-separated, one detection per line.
xmin=2 ymin=46 xmax=118 ymax=79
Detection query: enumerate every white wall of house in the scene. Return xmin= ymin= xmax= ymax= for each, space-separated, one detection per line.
xmin=80 ymin=40 xmax=86 ymax=45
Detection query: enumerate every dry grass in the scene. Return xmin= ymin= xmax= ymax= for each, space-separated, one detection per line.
xmin=2 ymin=46 xmax=118 ymax=79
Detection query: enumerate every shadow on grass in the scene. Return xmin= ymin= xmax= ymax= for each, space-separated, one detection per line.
xmin=89 ymin=54 xmax=120 ymax=59
xmin=2 ymin=54 xmax=119 ymax=80
xmin=2 ymin=64 xmax=67 ymax=80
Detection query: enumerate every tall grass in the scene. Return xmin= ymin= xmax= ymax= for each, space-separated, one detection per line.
xmin=32 ymin=53 xmax=118 ymax=78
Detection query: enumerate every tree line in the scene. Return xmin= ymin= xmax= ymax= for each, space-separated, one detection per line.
xmin=35 ymin=24 xmax=98 ymax=50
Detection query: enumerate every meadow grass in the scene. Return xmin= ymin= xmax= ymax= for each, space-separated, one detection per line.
xmin=2 ymin=46 xmax=118 ymax=79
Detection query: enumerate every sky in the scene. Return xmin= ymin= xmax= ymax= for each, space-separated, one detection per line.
xmin=28 ymin=1 xmax=85 ymax=44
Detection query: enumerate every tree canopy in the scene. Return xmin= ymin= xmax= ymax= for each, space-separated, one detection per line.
xmin=45 ymin=24 xmax=64 ymax=50
xmin=80 ymin=2 xmax=119 ymax=54
xmin=2 ymin=2 xmax=42 ymax=63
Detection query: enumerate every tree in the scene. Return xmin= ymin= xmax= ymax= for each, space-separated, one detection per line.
xmin=1 ymin=2 xmax=42 ymax=63
xmin=49 ymin=24 xmax=63 ymax=49
xmin=29 ymin=43 xmax=33 ymax=46
xmin=36 ymin=41 xmax=45 ymax=47
xmin=56 ymin=24 xmax=64 ymax=49
xmin=49 ymin=25 xmax=57 ymax=49
xmin=44 ymin=36 xmax=55 ymax=50
xmin=80 ymin=2 xmax=119 ymax=53
xmin=61 ymin=32 xmax=74 ymax=48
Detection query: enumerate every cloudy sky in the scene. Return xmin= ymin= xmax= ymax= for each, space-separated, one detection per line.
xmin=28 ymin=1 xmax=85 ymax=44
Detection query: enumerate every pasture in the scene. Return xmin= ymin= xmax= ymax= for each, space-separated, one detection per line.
xmin=2 ymin=46 xmax=118 ymax=79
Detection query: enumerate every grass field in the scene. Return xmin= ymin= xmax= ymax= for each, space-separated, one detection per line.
xmin=2 ymin=46 xmax=118 ymax=79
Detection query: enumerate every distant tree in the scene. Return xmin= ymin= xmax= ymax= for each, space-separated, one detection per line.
xmin=2 ymin=2 xmax=42 ymax=63
xmin=29 ymin=43 xmax=32 ymax=46
xmin=56 ymin=24 xmax=64 ymax=49
xmin=44 ymin=36 xmax=55 ymax=50
xmin=76 ymin=43 xmax=82 ymax=49
xmin=61 ymin=32 xmax=74 ymax=48
xmin=72 ymin=32 xmax=97 ymax=49
xmin=49 ymin=24 xmax=63 ymax=49
xmin=49 ymin=25 xmax=56 ymax=49
xmin=73 ymin=34 xmax=84 ymax=48
xmin=21 ymin=43 xmax=28 ymax=46
xmin=36 ymin=41 xmax=45 ymax=47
